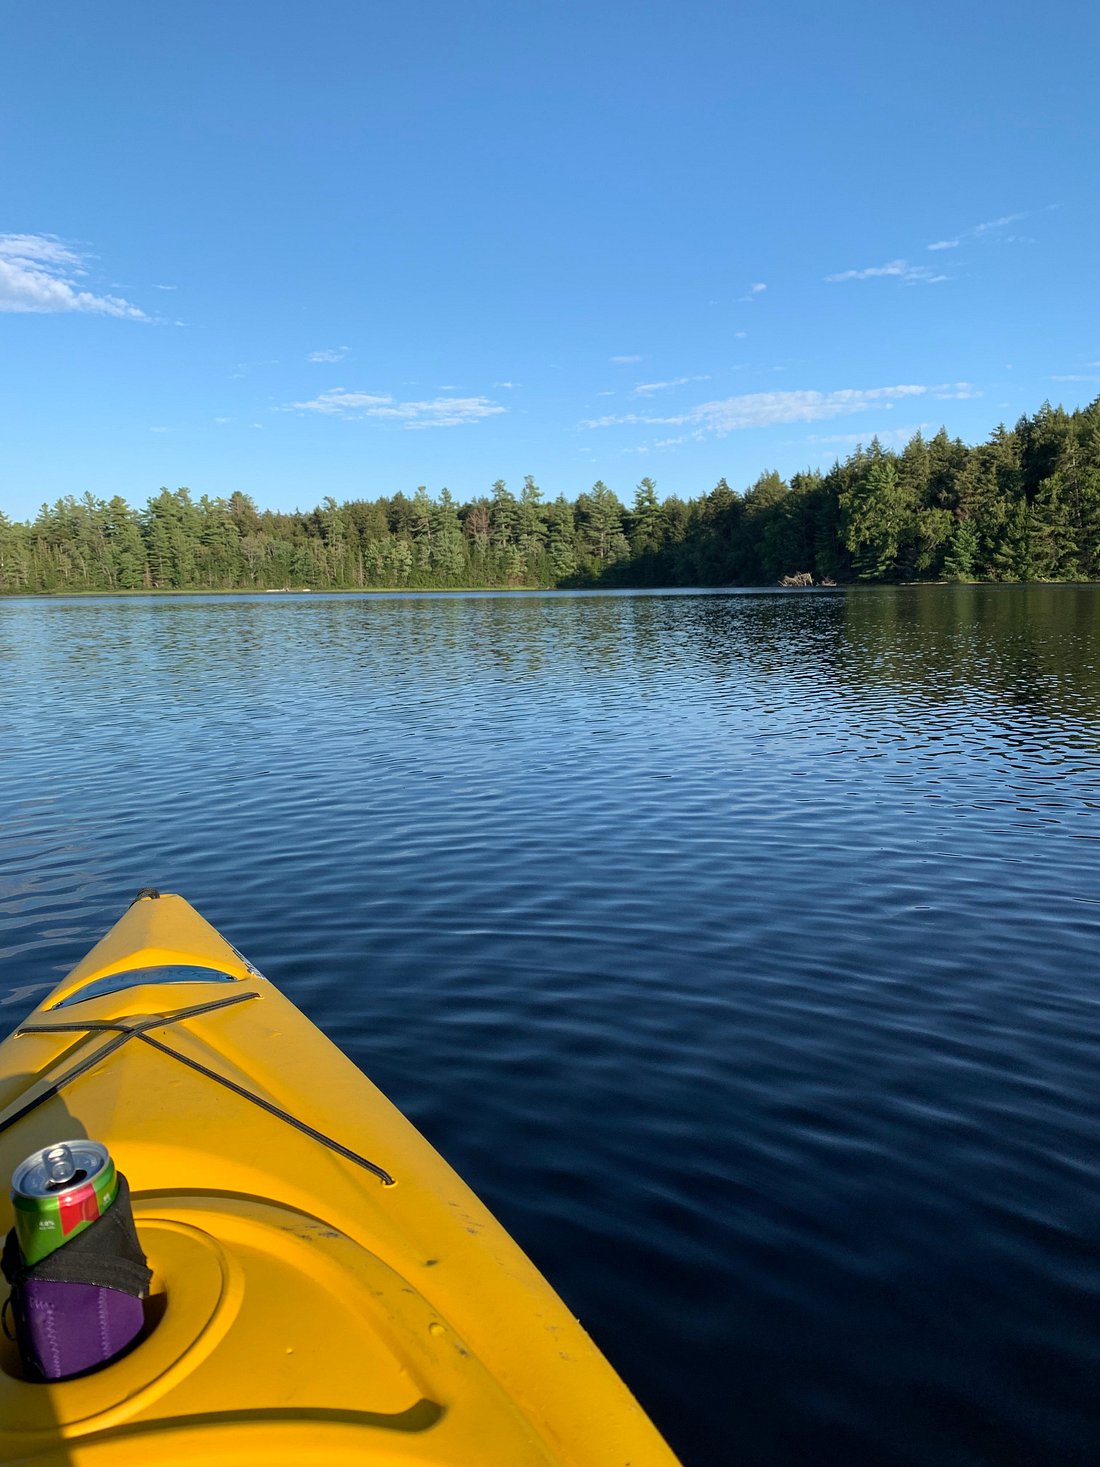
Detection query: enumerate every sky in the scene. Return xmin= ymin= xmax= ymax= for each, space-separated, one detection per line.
xmin=2 ymin=0 xmax=1098 ymax=519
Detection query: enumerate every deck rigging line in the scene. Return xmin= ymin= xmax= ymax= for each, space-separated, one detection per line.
xmin=4 ymin=991 xmax=396 ymax=1186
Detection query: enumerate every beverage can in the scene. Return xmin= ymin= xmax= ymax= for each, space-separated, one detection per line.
xmin=11 ymin=1141 xmax=118 ymax=1267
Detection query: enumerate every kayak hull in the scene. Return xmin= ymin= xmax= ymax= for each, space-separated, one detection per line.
xmin=0 ymin=893 xmax=679 ymax=1465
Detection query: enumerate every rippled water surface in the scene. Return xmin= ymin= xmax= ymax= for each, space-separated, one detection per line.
xmin=2 ymin=586 xmax=1100 ymax=1465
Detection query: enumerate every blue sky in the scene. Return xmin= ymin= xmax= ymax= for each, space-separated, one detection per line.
xmin=2 ymin=0 xmax=1097 ymax=519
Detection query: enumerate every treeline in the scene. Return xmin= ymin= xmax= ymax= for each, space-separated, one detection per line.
xmin=3 ymin=397 xmax=1099 ymax=593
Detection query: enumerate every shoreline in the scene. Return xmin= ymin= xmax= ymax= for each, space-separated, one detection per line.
xmin=3 ymin=579 xmax=1100 ymax=601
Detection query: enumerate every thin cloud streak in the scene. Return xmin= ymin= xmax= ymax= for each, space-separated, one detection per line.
xmin=0 ymin=233 xmax=147 ymax=318
xmin=833 ymin=211 xmax=1029 ymax=281
xmin=0 ymin=234 xmax=82 ymax=268
xmin=926 ymin=211 xmax=1028 ymax=251
xmin=307 ymin=347 xmax=349 ymax=363
xmin=290 ymin=388 xmax=506 ymax=428
xmin=826 ymin=259 xmax=948 ymax=285
xmin=582 ymin=383 xmax=977 ymax=439
xmin=808 ymin=423 xmax=933 ymax=446
xmin=633 ymin=376 xmax=710 ymax=396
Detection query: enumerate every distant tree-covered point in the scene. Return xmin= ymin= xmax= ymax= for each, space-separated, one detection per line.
xmin=3 ymin=398 xmax=1100 ymax=594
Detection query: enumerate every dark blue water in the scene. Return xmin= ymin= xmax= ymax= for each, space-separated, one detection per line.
xmin=2 ymin=586 xmax=1099 ymax=1465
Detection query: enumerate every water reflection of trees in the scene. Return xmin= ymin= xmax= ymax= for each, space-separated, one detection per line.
xmin=10 ymin=585 xmax=1100 ymax=752
xmin=832 ymin=586 xmax=1100 ymax=726
xmin=658 ymin=585 xmax=1100 ymax=754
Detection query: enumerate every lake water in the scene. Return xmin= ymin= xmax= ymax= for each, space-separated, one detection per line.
xmin=2 ymin=585 xmax=1099 ymax=1465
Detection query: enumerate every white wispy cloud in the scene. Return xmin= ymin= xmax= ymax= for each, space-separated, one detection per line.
xmin=973 ymin=212 xmax=1027 ymax=235
xmin=926 ymin=211 xmax=1028 ymax=252
xmin=0 ymin=234 xmax=81 ymax=268
xmin=1051 ymin=373 xmax=1100 ymax=383
xmin=832 ymin=210 xmax=1028 ymax=285
xmin=581 ymin=383 xmax=976 ymax=439
xmin=307 ymin=346 xmax=349 ymax=363
xmin=231 ymin=358 xmax=280 ymax=378
xmin=0 ymin=233 xmax=147 ymax=317
xmin=633 ymin=375 xmax=711 ymax=396
xmin=610 ymin=354 xmax=643 ymax=364
xmin=808 ymin=423 xmax=932 ymax=446
xmin=826 ymin=259 xmax=948 ymax=285
xmin=290 ymin=388 xmax=506 ymax=429
xmin=933 ymin=384 xmax=980 ymax=399
xmin=751 ymin=282 xmax=766 ymax=293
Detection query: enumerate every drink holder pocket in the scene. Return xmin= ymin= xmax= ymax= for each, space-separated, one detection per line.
xmin=1 ymin=1175 xmax=151 ymax=1381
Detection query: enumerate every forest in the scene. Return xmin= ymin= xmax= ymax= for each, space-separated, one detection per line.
xmin=2 ymin=397 xmax=1099 ymax=594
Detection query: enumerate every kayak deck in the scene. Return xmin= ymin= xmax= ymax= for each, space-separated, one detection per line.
xmin=0 ymin=893 xmax=679 ymax=1465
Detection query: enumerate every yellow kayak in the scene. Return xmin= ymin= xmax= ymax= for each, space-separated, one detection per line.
xmin=0 ymin=892 xmax=680 ymax=1465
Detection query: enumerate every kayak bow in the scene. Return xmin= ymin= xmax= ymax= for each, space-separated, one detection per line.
xmin=0 ymin=892 xmax=679 ymax=1465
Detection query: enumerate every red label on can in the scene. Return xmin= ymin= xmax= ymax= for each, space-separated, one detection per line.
xmin=58 ymin=1182 xmax=101 ymax=1236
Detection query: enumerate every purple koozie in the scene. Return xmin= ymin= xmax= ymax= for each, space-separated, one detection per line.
xmin=20 ymin=1280 xmax=145 ymax=1380
xmin=2 ymin=1172 xmax=151 ymax=1381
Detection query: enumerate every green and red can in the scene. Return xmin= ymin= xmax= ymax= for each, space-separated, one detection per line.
xmin=11 ymin=1141 xmax=118 ymax=1266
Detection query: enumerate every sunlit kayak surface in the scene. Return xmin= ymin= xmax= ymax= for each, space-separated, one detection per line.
xmin=0 ymin=891 xmax=679 ymax=1465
